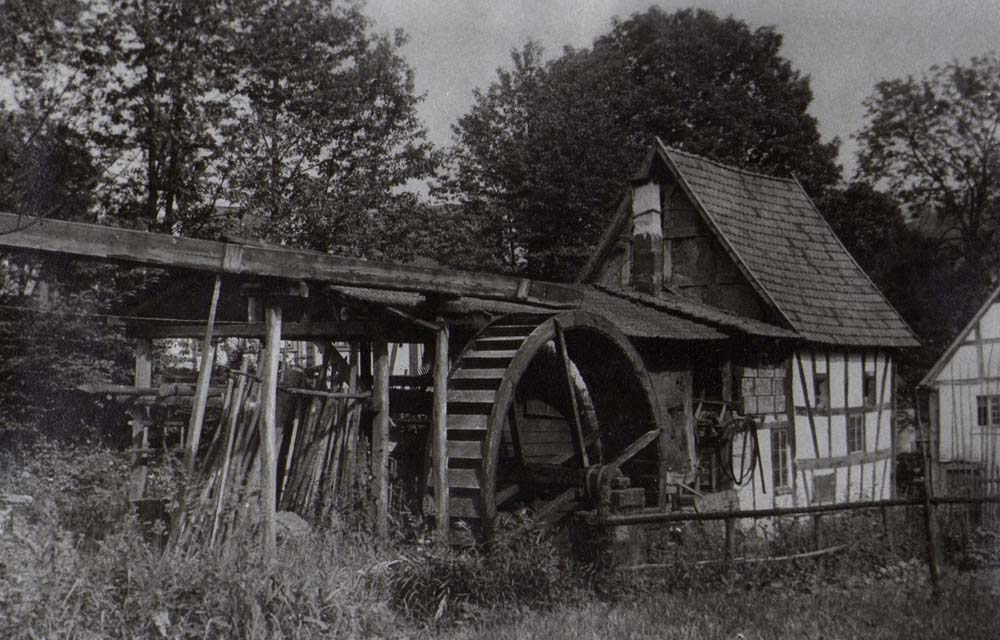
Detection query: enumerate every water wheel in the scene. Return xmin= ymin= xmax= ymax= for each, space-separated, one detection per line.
xmin=438 ymin=310 xmax=661 ymax=539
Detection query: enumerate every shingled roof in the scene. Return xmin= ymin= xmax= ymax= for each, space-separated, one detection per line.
xmin=654 ymin=141 xmax=918 ymax=348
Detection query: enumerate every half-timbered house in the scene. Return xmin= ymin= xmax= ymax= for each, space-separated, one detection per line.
xmin=578 ymin=139 xmax=918 ymax=510
xmin=920 ymin=284 xmax=1000 ymax=497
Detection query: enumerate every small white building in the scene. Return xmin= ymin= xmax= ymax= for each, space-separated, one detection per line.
xmin=921 ymin=284 xmax=1000 ymax=495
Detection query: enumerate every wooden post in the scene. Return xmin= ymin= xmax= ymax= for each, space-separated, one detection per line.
xmin=259 ymin=302 xmax=282 ymax=563
xmin=813 ymin=514 xmax=823 ymax=551
xmin=922 ymin=428 xmax=942 ymax=598
xmin=432 ymin=322 xmax=449 ymax=541
xmin=182 ymin=274 xmax=223 ymax=475
xmin=131 ymin=338 xmax=153 ymax=501
xmin=724 ymin=517 xmax=737 ymax=565
xmin=373 ymin=339 xmax=390 ymax=539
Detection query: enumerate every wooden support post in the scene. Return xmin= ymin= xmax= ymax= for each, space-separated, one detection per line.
xmin=373 ymin=339 xmax=390 ymax=539
xmin=432 ymin=322 xmax=449 ymax=541
xmin=259 ymin=302 xmax=282 ymax=563
xmin=813 ymin=514 xmax=823 ymax=551
xmin=182 ymin=274 xmax=223 ymax=476
xmin=131 ymin=338 xmax=153 ymax=501
xmin=724 ymin=517 xmax=737 ymax=565
xmin=922 ymin=428 xmax=942 ymax=598
xmin=555 ymin=320 xmax=588 ymax=467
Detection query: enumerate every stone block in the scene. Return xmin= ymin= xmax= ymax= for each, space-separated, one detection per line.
xmin=755 ymin=378 xmax=772 ymax=396
xmin=743 ymin=396 xmax=758 ymax=415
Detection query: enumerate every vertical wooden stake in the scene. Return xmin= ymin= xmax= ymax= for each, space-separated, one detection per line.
xmin=182 ymin=274 xmax=223 ymax=475
xmin=259 ymin=302 xmax=282 ymax=563
xmin=373 ymin=339 xmax=390 ymax=539
xmin=813 ymin=514 xmax=823 ymax=551
xmin=432 ymin=322 xmax=450 ymax=541
xmin=724 ymin=517 xmax=737 ymax=565
xmin=131 ymin=338 xmax=153 ymax=501
xmin=922 ymin=430 xmax=942 ymax=599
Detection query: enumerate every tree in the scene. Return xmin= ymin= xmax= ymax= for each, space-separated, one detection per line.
xmin=223 ymin=0 xmax=437 ymax=256
xmin=441 ymin=8 xmax=841 ymax=280
xmin=857 ymin=53 xmax=1000 ymax=291
xmin=0 ymin=0 xmax=437 ymax=252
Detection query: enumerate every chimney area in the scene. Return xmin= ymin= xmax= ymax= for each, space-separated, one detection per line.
xmin=631 ymin=181 xmax=663 ymax=295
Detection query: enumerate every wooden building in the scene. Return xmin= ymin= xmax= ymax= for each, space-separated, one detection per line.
xmin=579 ymin=139 xmax=918 ymax=510
xmin=920 ymin=284 xmax=1000 ymax=496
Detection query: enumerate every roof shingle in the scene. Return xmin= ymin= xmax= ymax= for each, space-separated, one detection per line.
xmin=660 ymin=142 xmax=918 ymax=347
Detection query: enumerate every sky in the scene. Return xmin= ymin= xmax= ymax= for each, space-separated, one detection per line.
xmin=364 ymin=0 xmax=1000 ymax=179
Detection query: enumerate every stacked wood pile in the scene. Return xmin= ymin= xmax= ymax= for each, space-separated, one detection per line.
xmin=171 ymin=355 xmax=375 ymax=549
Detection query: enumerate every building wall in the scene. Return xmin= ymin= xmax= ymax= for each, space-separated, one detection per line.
xmin=788 ymin=349 xmax=895 ymax=505
xmin=930 ymin=300 xmax=1000 ymax=475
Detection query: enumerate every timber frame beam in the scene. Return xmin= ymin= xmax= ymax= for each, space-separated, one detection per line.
xmin=0 ymin=212 xmax=580 ymax=307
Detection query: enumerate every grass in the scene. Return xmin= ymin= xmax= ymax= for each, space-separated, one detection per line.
xmin=441 ymin=578 xmax=1000 ymax=640
xmin=1 ymin=439 xmax=998 ymax=638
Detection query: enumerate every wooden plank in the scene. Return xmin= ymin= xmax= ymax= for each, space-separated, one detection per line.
xmin=447 ymin=413 xmax=489 ymax=430
xmin=795 ymin=352 xmax=822 ymax=458
xmin=0 ymin=211 xmax=580 ymax=307
xmin=372 ymin=339 xmax=390 ymax=539
xmin=447 ymin=468 xmax=482 ymax=490
xmin=795 ymin=448 xmax=893 ymax=471
xmin=432 ymin=324 xmax=450 ymax=539
xmin=447 ymin=390 xmax=496 ymax=404
xmin=183 ymin=274 xmax=223 ymax=476
xmin=555 ymin=320 xmax=588 ymax=467
xmin=128 ymin=320 xmax=379 ymax=340
xmin=451 ymin=368 xmax=507 ymax=380
xmin=259 ymin=303 xmax=282 ymax=563
xmin=447 ymin=441 xmax=483 ymax=459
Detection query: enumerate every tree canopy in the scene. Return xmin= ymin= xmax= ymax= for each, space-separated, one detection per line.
xmin=0 ymin=0 xmax=437 ymax=258
xmin=856 ymin=52 xmax=1000 ymax=351
xmin=439 ymin=7 xmax=841 ymax=280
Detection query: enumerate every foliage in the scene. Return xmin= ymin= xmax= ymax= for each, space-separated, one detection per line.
xmin=0 ymin=0 xmax=437 ymax=256
xmin=856 ymin=52 xmax=1000 ymax=334
xmin=440 ymin=8 xmax=841 ymax=280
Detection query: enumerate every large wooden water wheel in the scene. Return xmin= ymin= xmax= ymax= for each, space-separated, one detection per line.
xmin=438 ymin=310 xmax=662 ymax=539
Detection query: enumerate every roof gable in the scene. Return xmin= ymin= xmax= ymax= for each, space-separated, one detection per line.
xmin=920 ymin=283 xmax=1000 ymax=386
xmin=652 ymin=140 xmax=918 ymax=348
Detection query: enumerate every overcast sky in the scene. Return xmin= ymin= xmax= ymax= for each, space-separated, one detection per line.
xmin=364 ymin=0 xmax=1000 ymax=179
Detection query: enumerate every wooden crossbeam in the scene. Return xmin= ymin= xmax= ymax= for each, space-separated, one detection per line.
xmin=0 ymin=212 xmax=580 ymax=307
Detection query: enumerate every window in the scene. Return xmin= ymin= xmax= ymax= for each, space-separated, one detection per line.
xmin=977 ymin=395 xmax=1000 ymax=427
xmin=813 ymin=374 xmax=829 ymax=408
xmin=847 ymin=414 xmax=865 ymax=453
xmin=771 ymin=429 xmax=790 ymax=489
xmin=863 ymin=373 xmax=877 ymax=407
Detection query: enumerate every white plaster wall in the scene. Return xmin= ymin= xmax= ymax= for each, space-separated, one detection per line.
xmin=979 ymin=304 xmax=1000 ymax=339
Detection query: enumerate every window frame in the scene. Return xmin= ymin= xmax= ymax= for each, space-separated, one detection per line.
xmin=976 ymin=394 xmax=1000 ymax=428
xmin=771 ymin=428 xmax=790 ymax=489
xmin=863 ymin=373 xmax=877 ymax=407
xmin=813 ymin=373 xmax=829 ymax=408
xmin=847 ymin=414 xmax=865 ymax=453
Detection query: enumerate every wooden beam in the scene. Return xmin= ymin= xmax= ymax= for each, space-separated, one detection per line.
xmin=126 ymin=320 xmax=382 ymax=340
xmin=372 ymin=339 xmax=390 ymax=539
xmin=0 ymin=211 xmax=580 ymax=307
xmin=259 ymin=302 xmax=282 ymax=563
xmin=555 ymin=320 xmax=588 ymax=467
xmin=431 ymin=322 xmax=449 ymax=541
xmin=182 ymin=274 xmax=222 ymax=476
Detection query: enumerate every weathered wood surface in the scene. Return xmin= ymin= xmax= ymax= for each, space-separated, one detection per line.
xmin=259 ymin=303 xmax=282 ymax=563
xmin=432 ymin=324 xmax=449 ymax=540
xmin=0 ymin=212 xmax=580 ymax=307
